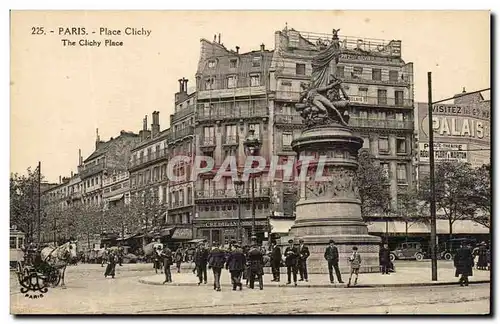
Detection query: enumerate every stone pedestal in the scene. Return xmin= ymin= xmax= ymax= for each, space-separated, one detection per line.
xmin=289 ymin=124 xmax=381 ymax=274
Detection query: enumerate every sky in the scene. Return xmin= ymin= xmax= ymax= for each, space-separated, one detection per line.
xmin=10 ymin=10 xmax=490 ymax=183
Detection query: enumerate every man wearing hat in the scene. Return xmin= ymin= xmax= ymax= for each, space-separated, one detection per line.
xmin=226 ymin=242 xmax=246 ymax=290
xmin=194 ymin=242 xmax=209 ymax=285
xmin=247 ymin=242 xmax=265 ymax=290
xmin=477 ymin=241 xmax=488 ymax=270
xmin=284 ymin=239 xmax=299 ymax=286
xmin=324 ymin=239 xmax=344 ymax=284
xmin=298 ymin=239 xmax=310 ymax=282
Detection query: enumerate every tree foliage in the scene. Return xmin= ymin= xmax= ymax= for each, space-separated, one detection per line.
xmin=419 ymin=161 xmax=477 ymax=239
xmin=469 ymin=164 xmax=491 ymax=228
xmin=10 ymin=167 xmax=42 ymax=241
xmin=357 ymin=149 xmax=392 ymax=219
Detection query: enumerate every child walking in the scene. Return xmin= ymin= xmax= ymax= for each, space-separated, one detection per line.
xmin=347 ymin=246 xmax=361 ymax=287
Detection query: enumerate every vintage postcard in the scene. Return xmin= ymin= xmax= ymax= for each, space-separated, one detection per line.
xmin=9 ymin=10 xmax=491 ymax=315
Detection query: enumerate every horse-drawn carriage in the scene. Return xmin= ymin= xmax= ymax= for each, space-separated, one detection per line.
xmin=15 ymin=242 xmax=78 ymax=288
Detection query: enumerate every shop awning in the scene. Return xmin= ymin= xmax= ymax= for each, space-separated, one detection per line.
xmin=171 ymin=228 xmax=193 ymax=240
xmin=108 ymin=194 xmax=124 ymax=202
xmin=367 ymin=220 xmax=489 ymax=235
xmin=269 ymin=218 xmax=294 ymax=234
xmin=187 ymin=238 xmax=207 ymax=244
xmin=159 ymin=227 xmax=175 ymax=237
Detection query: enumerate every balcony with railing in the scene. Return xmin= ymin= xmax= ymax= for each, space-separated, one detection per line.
xmin=78 ymin=161 xmax=106 ymax=179
xmin=349 ymin=118 xmax=414 ymax=130
xmin=222 ymin=135 xmax=239 ymax=146
xmin=128 ymin=148 xmax=168 ymax=170
xmin=168 ymin=126 xmax=194 ymax=143
xmin=172 ymin=105 xmax=195 ymax=123
xmin=197 ymin=104 xmax=269 ymax=122
xmin=195 ymin=187 xmax=271 ymax=200
xmin=199 ymin=136 xmax=216 ymax=152
xmin=197 ymin=85 xmax=267 ymax=100
xmin=274 ymin=113 xmax=303 ymax=125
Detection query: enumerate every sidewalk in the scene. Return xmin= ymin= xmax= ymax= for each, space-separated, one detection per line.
xmin=138 ymin=267 xmax=491 ymax=288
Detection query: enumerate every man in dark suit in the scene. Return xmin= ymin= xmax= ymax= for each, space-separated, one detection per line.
xmin=284 ymin=239 xmax=299 ymax=286
xmin=454 ymin=242 xmax=474 ymax=286
xmin=270 ymin=242 xmax=282 ymax=282
xmin=379 ymin=243 xmax=391 ymax=275
xmin=194 ymin=243 xmax=209 ymax=285
xmin=298 ymin=239 xmax=310 ymax=282
xmin=247 ymin=243 xmax=264 ymax=290
xmin=324 ymin=239 xmax=344 ymax=284
xmin=162 ymin=246 xmax=174 ymax=284
xmin=226 ymin=243 xmax=246 ymax=290
xmin=208 ymin=243 xmax=226 ymax=291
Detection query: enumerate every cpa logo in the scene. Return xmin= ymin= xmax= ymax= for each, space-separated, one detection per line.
xmin=17 ymin=269 xmax=49 ymax=299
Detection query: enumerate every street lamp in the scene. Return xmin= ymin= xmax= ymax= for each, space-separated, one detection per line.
xmin=243 ymin=129 xmax=262 ymax=244
xmin=234 ymin=180 xmax=244 ymax=244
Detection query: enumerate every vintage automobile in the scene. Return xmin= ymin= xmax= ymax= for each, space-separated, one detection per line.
xmin=389 ymin=242 xmax=425 ymax=262
xmin=438 ymin=238 xmax=477 ymax=261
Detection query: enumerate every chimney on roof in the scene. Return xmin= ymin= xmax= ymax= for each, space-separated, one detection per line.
xmin=59 ymin=176 xmax=61 ymax=184
xmin=95 ymin=128 xmax=100 ymax=150
xmin=260 ymin=43 xmax=265 ymax=52
xmin=236 ymin=46 xmax=240 ymax=54
xmin=462 ymin=87 xmax=467 ymax=93
xmin=213 ymin=34 xmax=217 ymax=42
xmin=143 ymin=115 xmax=148 ymax=131
xmin=218 ymin=33 xmax=221 ymax=44
xmin=151 ymin=111 xmax=160 ymax=138
xmin=71 ymin=171 xmax=73 ymax=177
xmin=178 ymin=78 xmax=184 ymax=93
xmin=78 ymin=149 xmax=82 ymax=166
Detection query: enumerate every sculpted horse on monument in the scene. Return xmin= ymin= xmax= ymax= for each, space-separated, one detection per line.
xmin=40 ymin=241 xmax=78 ymax=288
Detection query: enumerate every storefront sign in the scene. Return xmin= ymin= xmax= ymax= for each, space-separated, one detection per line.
xmin=198 ymin=220 xmax=268 ymax=228
xmin=172 ymin=228 xmax=193 ymax=240
xmin=419 ymin=143 xmax=468 ymax=163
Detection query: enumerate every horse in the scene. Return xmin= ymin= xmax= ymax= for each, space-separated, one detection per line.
xmin=40 ymin=241 xmax=78 ymax=289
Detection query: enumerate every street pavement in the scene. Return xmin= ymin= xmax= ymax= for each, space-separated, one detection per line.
xmin=10 ymin=262 xmax=491 ymax=315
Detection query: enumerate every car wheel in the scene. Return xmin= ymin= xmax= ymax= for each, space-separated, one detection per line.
xmin=389 ymin=253 xmax=396 ymax=262
xmin=415 ymin=253 xmax=424 ymax=261
xmin=444 ymin=252 xmax=452 ymax=261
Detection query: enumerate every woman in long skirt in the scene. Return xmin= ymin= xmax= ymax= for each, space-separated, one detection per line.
xmin=104 ymin=252 xmax=118 ymax=279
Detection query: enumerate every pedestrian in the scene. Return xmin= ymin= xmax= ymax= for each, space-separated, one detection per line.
xmin=284 ymin=239 xmax=299 ymax=286
xmin=117 ymin=245 xmax=124 ymax=266
xmin=298 ymin=239 xmax=310 ymax=282
xmin=454 ymin=242 xmax=474 ymax=287
xmin=226 ymin=242 xmax=246 ymax=291
xmin=247 ymin=243 xmax=264 ymax=290
xmin=208 ymin=243 xmax=226 ymax=292
xmin=477 ymin=242 xmax=488 ymax=270
xmin=162 ymin=246 xmax=173 ymax=284
xmin=104 ymin=251 xmax=118 ymax=279
xmin=242 ymin=245 xmax=251 ymax=286
xmin=174 ymin=246 xmax=183 ymax=273
xmin=101 ymin=246 xmax=108 ymax=268
xmin=270 ymin=241 xmax=282 ymax=282
xmin=194 ymin=242 xmax=209 ymax=285
xmin=347 ymin=246 xmax=361 ymax=287
xmin=379 ymin=243 xmax=391 ymax=275
xmin=153 ymin=246 xmax=163 ymax=274
xmin=324 ymin=240 xmax=343 ymax=284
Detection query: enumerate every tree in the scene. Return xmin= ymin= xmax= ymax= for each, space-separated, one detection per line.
xmin=357 ymin=149 xmax=392 ymax=220
xmin=469 ymin=164 xmax=491 ymax=229
xmin=419 ymin=161 xmax=477 ymax=240
xmin=10 ymin=167 xmax=43 ymax=241
xmin=128 ymin=189 xmax=164 ymax=246
xmin=396 ymin=186 xmax=420 ymax=242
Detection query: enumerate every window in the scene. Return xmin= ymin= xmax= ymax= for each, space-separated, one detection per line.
xmin=358 ymin=88 xmax=368 ymax=100
xmin=296 ymin=63 xmax=306 ymax=75
xmin=187 ymin=187 xmax=192 ymax=204
xmin=203 ymin=126 xmax=215 ymax=145
xmin=208 ymin=60 xmax=216 ymax=68
xmin=203 ymin=103 xmax=212 ymax=117
xmin=227 ymin=76 xmax=237 ymax=89
xmin=359 ymin=110 xmax=368 ymax=119
xmin=10 ymin=237 xmax=16 ymax=248
xmin=397 ymin=164 xmax=407 ymax=183
xmin=336 ymin=66 xmax=344 ymax=79
xmin=377 ymin=89 xmax=387 ymax=105
xmin=395 ymin=112 xmax=404 ymax=121
xmin=372 ymin=68 xmax=382 ymax=81
xmin=379 ymin=137 xmax=389 ymax=153
xmin=396 ymin=138 xmax=407 ymax=154
xmin=229 ymin=59 xmax=237 ymax=68
xmin=250 ymin=75 xmax=260 ymax=87
xmin=249 ymin=123 xmax=260 ymax=138
xmin=395 ymin=90 xmax=404 ymax=106
xmin=362 ymin=137 xmax=370 ymax=149
xmin=381 ymin=163 xmax=390 ymax=179
xmin=205 ymin=78 xmax=214 ymax=90
xmin=252 ymin=57 xmax=261 ymax=67
xmin=179 ymin=189 xmax=184 ymax=206
xmin=282 ymin=133 xmax=293 ymax=147
xmin=225 ymin=125 xmax=237 ymax=143
xmin=377 ymin=111 xmax=386 ymax=120
xmin=352 ymin=67 xmax=363 ymax=79
xmin=389 ymin=70 xmax=399 ymax=82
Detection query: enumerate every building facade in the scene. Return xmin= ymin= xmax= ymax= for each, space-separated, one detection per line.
xmin=166 ymin=78 xmax=196 ymax=241
xmin=416 ymin=89 xmax=491 ymax=176
xmin=193 ymin=38 xmax=274 ymax=245
xmin=269 ymin=28 xmax=416 ymax=213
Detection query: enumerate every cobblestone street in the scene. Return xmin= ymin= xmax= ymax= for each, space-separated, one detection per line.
xmin=10 ymin=263 xmax=491 ymax=315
